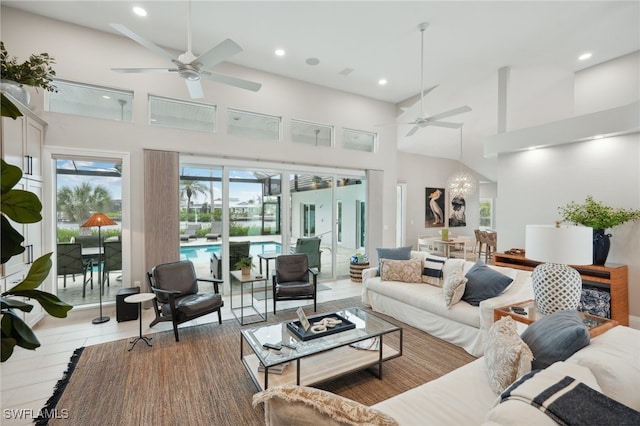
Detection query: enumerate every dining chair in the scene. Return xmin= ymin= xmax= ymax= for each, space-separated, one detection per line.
xmin=57 ymin=243 xmax=93 ymax=297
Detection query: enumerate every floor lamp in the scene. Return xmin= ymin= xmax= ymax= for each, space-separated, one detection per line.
xmin=525 ymin=223 xmax=593 ymax=315
xmin=81 ymin=212 xmax=117 ymax=324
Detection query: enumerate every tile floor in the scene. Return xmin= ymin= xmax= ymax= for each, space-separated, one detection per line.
xmin=0 ymin=278 xmax=362 ymax=425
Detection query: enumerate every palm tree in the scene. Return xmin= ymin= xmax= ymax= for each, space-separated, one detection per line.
xmin=57 ymin=183 xmax=112 ymax=225
xmin=180 ymin=180 xmax=207 ymax=221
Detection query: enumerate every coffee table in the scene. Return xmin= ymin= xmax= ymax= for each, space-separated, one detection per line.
xmin=240 ymin=307 xmax=403 ymax=390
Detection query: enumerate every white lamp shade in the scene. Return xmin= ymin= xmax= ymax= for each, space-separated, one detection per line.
xmin=525 ymin=225 xmax=593 ymax=265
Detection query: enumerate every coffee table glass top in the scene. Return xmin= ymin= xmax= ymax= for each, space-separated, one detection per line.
xmin=241 ymin=307 xmax=400 ymax=368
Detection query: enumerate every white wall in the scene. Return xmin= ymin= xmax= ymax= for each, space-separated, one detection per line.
xmin=1 ymin=7 xmax=398 ymax=288
xmin=396 ymin=152 xmax=481 ymax=248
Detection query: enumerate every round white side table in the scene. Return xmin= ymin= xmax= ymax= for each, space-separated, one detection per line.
xmin=124 ymin=293 xmax=156 ymax=351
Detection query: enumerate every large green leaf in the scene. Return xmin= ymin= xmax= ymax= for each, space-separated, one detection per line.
xmin=1 ymin=337 xmax=17 ymax=362
xmin=1 ymin=189 xmax=42 ymax=224
xmin=0 ymin=93 xmax=23 ymax=119
xmin=8 ymin=253 xmax=52 ymax=292
xmin=1 ymin=311 xmax=40 ymax=351
xmin=0 ymin=296 xmax=33 ymax=313
xmin=1 ymin=159 xmax=23 ymax=193
xmin=8 ymin=290 xmax=72 ymax=318
xmin=0 ymin=215 xmax=25 ymax=264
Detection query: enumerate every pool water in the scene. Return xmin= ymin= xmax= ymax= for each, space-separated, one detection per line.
xmin=180 ymin=241 xmax=282 ymax=263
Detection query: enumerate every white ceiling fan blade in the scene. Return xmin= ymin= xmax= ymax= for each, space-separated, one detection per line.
xmin=110 ymin=23 xmax=177 ymax=63
xmin=406 ymin=125 xmax=421 ymax=137
xmin=426 ymin=121 xmax=462 ymax=129
xmin=111 ymin=68 xmax=176 ymax=74
xmin=201 ymin=70 xmax=262 ymax=92
xmin=427 ymin=105 xmax=472 ymax=122
xmin=193 ymin=39 xmax=243 ymax=70
xmin=185 ymin=79 xmax=205 ymax=99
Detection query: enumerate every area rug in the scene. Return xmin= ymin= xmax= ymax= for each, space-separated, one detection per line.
xmin=252 ymin=283 xmax=331 ymax=301
xmin=37 ymin=297 xmax=475 ymax=425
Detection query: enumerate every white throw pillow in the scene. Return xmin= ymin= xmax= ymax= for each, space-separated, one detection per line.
xmin=442 ymin=272 xmax=467 ymax=308
xmin=484 ymin=316 xmax=533 ymax=394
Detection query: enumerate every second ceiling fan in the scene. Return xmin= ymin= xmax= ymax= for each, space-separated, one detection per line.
xmin=404 ymin=22 xmax=471 ymax=137
xmin=110 ymin=1 xmax=261 ymax=99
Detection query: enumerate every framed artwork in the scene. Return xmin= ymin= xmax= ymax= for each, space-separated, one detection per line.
xmin=449 ymin=195 xmax=467 ymax=227
xmin=425 ymin=187 xmax=445 ymax=227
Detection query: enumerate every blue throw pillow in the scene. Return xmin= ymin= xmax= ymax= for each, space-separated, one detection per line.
xmin=375 ymin=246 xmax=412 ymax=276
xmin=462 ymin=260 xmax=513 ymax=306
xmin=521 ymin=310 xmax=590 ymax=370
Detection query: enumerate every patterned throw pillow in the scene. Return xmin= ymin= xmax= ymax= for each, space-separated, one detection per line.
xmin=485 ymin=316 xmax=533 ymax=394
xmin=422 ymin=254 xmax=447 ymax=287
xmin=443 ymin=272 xmax=468 ymax=308
xmin=380 ymin=258 xmax=423 ymax=283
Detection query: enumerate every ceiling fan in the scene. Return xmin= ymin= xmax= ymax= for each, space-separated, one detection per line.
xmin=403 ymin=22 xmax=471 ymax=137
xmin=110 ymin=1 xmax=261 ymax=99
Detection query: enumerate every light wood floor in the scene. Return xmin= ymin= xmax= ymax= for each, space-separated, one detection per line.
xmin=0 ymin=279 xmax=362 ymax=425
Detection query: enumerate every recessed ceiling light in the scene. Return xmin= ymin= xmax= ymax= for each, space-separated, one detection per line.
xmin=593 ymin=134 xmax=604 ymax=139
xmin=133 ymin=6 xmax=147 ymax=17
xmin=275 ymin=49 xmax=285 ymax=57
xmin=578 ymin=52 xmax=592 ymax=61
xmin=378 ymin=79 xmax=387 ymax=86
xmin=306 ymin=57 xmax=320 ymax=66
xmin=102 ymin=95 xmax=111 ymax=99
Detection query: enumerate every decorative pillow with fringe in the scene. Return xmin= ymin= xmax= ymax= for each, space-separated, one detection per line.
xmin=485 ymin=316 xmax=533 ymax=394
xmin=380 ymin=258 xmax=423 ymax=283
xmin=252 ymin=385 xmax=399 ymax=426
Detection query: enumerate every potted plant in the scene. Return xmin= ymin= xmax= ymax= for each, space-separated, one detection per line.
xmin=235 ymin=257 xmax=253 ymax=275
xmin=558 ymin=196 xmax=640 ymax=265
xmin=0 ymin=41 xmax=57 ymax=105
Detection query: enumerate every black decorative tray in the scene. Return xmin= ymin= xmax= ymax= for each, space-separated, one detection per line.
xmin=286 ymin=313 xmax=356 ymax=341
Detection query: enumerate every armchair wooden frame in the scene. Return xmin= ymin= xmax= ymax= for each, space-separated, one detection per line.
xmin=146 ymin=261 xmax=224 ymax=342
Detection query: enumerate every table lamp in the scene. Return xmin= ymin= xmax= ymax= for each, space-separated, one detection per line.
xmin=525 ymin=223 xmax=592 ymax=315
xmin=81 ymin=212 xmax=117 ymax=324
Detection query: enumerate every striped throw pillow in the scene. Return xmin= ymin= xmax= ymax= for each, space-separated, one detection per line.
xmin=422 ymin=254 xmax=447 ymax=286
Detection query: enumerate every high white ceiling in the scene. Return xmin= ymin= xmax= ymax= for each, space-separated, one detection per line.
xmin=4 ymin=1 xmax=640 ymax=180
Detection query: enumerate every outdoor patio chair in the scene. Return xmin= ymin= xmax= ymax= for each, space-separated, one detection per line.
xmin=57 ymin=243 xmax=93 ymax=297
xmin=210 ymin=240 xmax=251 ymax=279
xmin=180 ymin=224 xmax=201 ymax=242
xmin=272 ymin=254 xmax=317 ymax=314
xmin=205 ymin=221 xmax=222 ymax=241
xmin=102 ymin=240 xmax=122 ymax=287
xmin=147 ymin=260 xmax=224 ymax=342
xmin=291 ymin=237 xmax=322 ymax=271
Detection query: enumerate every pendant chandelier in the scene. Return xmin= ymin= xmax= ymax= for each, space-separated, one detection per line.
xmin=446 ymin=125 xmax=477 ymax=198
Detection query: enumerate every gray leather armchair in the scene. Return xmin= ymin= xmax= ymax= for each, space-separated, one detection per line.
xmin=147 ymin=260 xmax=224 ymax=342
xmin=272 ymin=254 xmax=318 ymax=314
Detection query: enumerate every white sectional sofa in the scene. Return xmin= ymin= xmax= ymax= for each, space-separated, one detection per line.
xmin=254 ymin=325 xmax=640 ymax=425
xmin=361 ymin=250 xmax=534 ymax=356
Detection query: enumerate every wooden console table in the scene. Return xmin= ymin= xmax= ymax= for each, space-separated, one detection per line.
xmin=493 ymin=253 xmax=629 ymax=326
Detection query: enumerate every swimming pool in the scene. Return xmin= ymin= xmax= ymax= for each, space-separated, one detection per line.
xmin=180 ymin=241 xmax=282 ymax=263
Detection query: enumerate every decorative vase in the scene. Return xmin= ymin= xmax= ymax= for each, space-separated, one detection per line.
xmin=0 ymin=79 xmax=30 ymax=106
xmin=592 ymin=229 xmax=611 ymax=265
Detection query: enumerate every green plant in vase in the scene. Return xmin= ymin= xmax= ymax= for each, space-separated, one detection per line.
xmin=234 ymin=257 xmax=253 ymax=275
xmin=1 ymin=41 xmax=57 ymax=91
xmin=558 ymin=196 xmax=640 ymax=265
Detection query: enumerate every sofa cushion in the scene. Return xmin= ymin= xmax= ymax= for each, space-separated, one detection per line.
xmin=462 ymin=260 xmax=514 ymax=306
xmin=380 ymin=258 xmax=422 ymax=283
xmin=566 ymin=326 xmax=640 ymax=411
xmin=443 ymin=272 xmax=467 ymax=308
xmin=485 ymin=316 xmax=533 ymax=394
xmin=521 ymin=310 xmax=590 ymax=370
xmin=252 ymin=385 xmax=399 ymax=426
xmin=376 ymin=246 xmax=412 ymax=275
